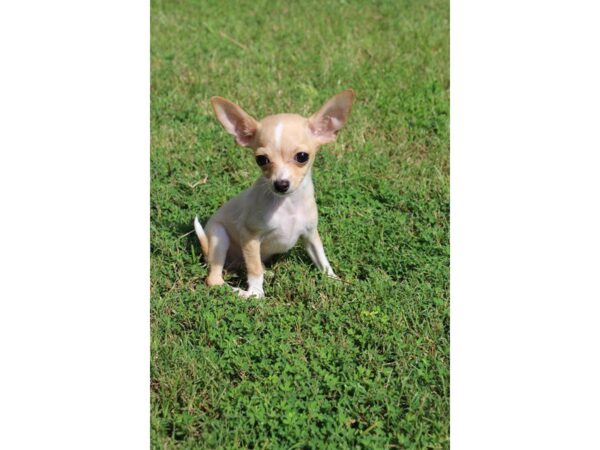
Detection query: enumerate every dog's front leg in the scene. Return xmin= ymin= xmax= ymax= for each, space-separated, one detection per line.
xmin=235 ymin=236 xmax=265 ymax=298
xmin=302 ymin=229 xmax=338 ymax=279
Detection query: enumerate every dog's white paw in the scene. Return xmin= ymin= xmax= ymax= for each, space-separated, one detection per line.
xmin=232 ymin=286 xmax=264 ymax=299
xmin=325 ymin=266 xmax=340 ymax=280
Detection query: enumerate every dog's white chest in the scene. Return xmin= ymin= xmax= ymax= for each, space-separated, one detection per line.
xmin=260 ymin=205 xmax=313 ymax=257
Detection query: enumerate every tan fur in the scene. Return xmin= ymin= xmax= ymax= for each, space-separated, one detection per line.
xmin=197 ymin=90 xmax=354 ymax=298
xmin=205 ymin=246 xmax=224 ymax=287
xmin=241 ymin=237 xmax=263 ymax=278
xmin=205 ymin=272 xmax=224 ymax=287
xmin=198 ymin=234 xmax=209 ymax=258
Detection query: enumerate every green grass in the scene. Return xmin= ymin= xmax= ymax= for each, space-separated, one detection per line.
xmin=151 ymin=0 xmax=449 ymax=448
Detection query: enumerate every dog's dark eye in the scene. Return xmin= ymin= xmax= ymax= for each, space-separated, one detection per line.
xmin=294 ymin=152 xmax=309 ymax=164
xmin=255 ymin=155 xmax=269 ymax=166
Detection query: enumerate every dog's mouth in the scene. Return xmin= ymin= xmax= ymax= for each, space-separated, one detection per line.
xmin=271 ymin=188 xmax=294 ymax=197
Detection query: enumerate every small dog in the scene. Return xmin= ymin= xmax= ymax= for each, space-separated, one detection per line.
xmin=194 ymin=89 xmax=354 ymax=298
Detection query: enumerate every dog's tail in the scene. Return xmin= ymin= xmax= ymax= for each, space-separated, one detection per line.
xmin=194 ymin=216 xmax=209 ymax=258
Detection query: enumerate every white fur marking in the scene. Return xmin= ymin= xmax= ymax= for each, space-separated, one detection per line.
xmin=247 ymin=273 xmax=264 ymax=291
xmin=233 ymin=273 xmax=264 ymax=298
xmin=274 ymin=122 xmax=283 ymax=149
xmin=278 ymin=166 xmax=291 ymax=182
xmin=193 ymin=216 xmax=204 ymax=236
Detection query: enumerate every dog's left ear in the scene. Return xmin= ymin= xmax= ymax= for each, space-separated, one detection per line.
xmin=309 ymin=89 xmax=354 ymax=144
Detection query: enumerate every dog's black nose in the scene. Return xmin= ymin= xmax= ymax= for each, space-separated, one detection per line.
xmin=274 ymin=179 xmax=290 ymax=193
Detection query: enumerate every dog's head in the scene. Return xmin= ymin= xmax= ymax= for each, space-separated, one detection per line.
xmin=211 ymin=90 xmax=354 ymax=196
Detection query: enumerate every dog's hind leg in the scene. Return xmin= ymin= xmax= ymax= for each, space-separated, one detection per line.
xmin=205 ymin=223 xmax=229 ymax=287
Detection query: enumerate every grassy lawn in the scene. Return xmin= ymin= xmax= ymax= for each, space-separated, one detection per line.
xmin=151 ymin=0 xmax=449 ymax=448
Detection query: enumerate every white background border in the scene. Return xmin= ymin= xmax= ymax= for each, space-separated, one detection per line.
xmin=0 ymin=1 xmax=149 ymax=448
xmin=452 ymin=0 xmax=600 ymax=448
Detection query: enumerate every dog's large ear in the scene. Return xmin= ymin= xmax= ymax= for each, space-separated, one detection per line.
xmin=308 ymin=89 xmax=354 ymax=144
xmin=210 ymin=97 xmax=259 ymax=147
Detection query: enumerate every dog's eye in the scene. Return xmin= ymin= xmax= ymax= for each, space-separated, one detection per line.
xmin=255 ymin=155 xmax=269 ymax=166
xmin=294 ymin=152 xmax=309 ymax=164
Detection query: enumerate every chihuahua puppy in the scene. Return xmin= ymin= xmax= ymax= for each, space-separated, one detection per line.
xmin=194 ymin=89 xmax=354 ymax=298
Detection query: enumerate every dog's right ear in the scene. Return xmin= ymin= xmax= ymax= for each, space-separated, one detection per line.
xmin=210 ymin=97 xmax=259 ymax=147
